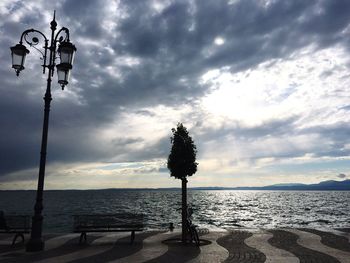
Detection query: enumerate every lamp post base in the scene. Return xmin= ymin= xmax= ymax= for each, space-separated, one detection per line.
xmin=26 ymin=238 xmax=45 ymax=252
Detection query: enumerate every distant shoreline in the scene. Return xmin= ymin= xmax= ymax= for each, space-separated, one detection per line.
xmin=1 ymin=189 xmax=350 ymax=191
xmin=1 ymin=179 xmax=349 ymax=191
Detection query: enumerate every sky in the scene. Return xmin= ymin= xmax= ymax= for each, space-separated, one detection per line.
xmin=0 ymin=0 xmax=350 ymax=190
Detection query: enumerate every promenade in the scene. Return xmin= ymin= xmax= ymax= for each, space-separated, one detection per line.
xmin=0 ymin=228 xmax=349 ymax=262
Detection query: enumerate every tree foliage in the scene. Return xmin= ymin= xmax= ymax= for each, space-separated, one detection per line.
xmin=167 ymin=123 xmax=198 ymax=180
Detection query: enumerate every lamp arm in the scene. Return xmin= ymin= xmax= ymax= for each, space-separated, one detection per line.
xmin=54 ymin=27 xmax=70 ymax=44
xmin=19 ymin=29 xmax=49 ymax=74
xmin=20 ymin=29 xmax=48 ymax=45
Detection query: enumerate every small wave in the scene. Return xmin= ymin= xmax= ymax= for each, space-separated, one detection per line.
xmin=259 ymin=206 xmax=269 ymax=210
xmin=228 ymin=223 xmax=243 ymax=227
xmin=312 ymin=219 xmax=330 ymax=224
xmin=227 ymin=219 xmax=239 ymax=223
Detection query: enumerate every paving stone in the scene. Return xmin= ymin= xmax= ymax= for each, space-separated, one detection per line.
xmin=300 ymin=229 xmax=350 ymax=252
xmin=269 ymin=229 xmax=340 ymax=263
xmin=0 ymin=229 xmax=349 ymax=262
xmin=287 ymin=229 xmax=350 ymax=263
xmin=217 ymin=230 xmax=266 ymax=263
xmin=244 ymin=230 xmax=299 ymax=263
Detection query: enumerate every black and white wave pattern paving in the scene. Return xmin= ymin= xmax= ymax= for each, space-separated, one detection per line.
xmin=0 ymin=228 xmax=349 ymax=262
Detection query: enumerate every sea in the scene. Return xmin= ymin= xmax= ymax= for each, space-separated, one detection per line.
xmin=0 ymin=190 xmax=349 ymax=232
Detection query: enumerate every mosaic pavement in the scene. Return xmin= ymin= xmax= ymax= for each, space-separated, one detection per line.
xmin=0 ymin=228 xmax=349 ymax=262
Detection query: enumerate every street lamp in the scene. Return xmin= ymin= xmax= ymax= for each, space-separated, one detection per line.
xmin=10 ymin=44 xmax=29 ymax=74
xmin=10 ymin=11 xmax=76 ymax=252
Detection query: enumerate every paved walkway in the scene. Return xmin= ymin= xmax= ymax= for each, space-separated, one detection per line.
xmin=0 ymin=228 xmax=349 ymax=262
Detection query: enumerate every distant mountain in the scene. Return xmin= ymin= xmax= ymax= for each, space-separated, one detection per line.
xmin=190 ymin=179 xmax=350 ymax=191
xmin=269 ymin=183 xmax=305 ymax=187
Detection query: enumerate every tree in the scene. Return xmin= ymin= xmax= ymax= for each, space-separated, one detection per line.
xmin=167 ymin=123 xmax=198 ymax=242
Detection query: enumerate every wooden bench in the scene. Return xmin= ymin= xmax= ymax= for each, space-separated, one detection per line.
xmin=73 ymin=213 xmax=144 ymax=244
xmin=0 ymin=214 xmax=31 ymax=246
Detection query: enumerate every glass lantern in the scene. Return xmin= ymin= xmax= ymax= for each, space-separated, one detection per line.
xmin=10 ymin=44 xmax=30 ymax=76
xmin=56 ymin=63 xmax=72 ymax=90
xmin=57 ymin=41 xmax=76 ymax=65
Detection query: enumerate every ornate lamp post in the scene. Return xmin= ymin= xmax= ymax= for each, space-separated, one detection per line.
xmin=10 ymin=12 xmax=76 ymax=252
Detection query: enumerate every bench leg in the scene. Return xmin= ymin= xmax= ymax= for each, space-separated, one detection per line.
xmin=130 ymin=230 xmax=135 ymax=244
xmin=12 ymin=233 xmax=24 ymax=246
xmin=79 ymin=232 xmax=87 ymax=244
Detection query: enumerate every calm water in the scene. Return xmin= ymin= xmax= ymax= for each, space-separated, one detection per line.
xmin=0 ymin=190 xmax=349 ymax=232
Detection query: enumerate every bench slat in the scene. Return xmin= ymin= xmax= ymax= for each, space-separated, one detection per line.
xmin=73 ymin=214 xmax=144 ymax=244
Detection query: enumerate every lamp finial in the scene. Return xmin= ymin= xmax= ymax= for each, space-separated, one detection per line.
xmin=51 ymin=10 xmax=57 ymax=29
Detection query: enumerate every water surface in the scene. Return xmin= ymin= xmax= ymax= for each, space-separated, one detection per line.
xmin=0 ymin=190 xmax=348 ymax=232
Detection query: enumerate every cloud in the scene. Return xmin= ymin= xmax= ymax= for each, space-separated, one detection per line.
xmin=1 ymin=0 xmax=350 ymax=188
xmin=337 ymin=173 xmax=347 ymax=179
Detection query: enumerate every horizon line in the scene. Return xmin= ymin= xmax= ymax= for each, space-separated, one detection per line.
xmin=0 ymin=178 xmax=349 ymax=191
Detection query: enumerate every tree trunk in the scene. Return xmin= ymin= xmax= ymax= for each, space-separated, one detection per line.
xmin=181 ymin=178 xmax=188 ymax=243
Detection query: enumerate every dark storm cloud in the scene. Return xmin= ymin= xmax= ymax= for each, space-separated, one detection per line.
xmin=300 ymin=122 xmax=350 ymax=158
xmin=2 ymin=0 xmax=350 ymax=178
xmin=108 ymin=135 xmax=171 ymax=164
xmin=60 ymin=0 xmax=109 ymax=38
xmin=195 ymin=116 xmax=300 ymax=143
xmin=337 ymin=173 xmax=346 ymax=179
